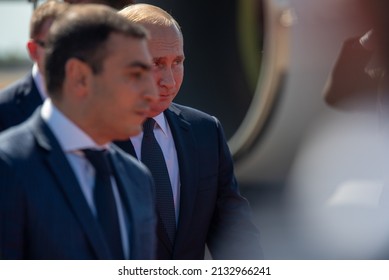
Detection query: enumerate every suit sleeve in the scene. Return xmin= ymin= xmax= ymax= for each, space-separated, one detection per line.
xmin=206 ymin=118 xmax=264 ymax=259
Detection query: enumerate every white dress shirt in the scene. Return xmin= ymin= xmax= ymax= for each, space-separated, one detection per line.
xmin=32 ymin=63 xmax=48 ymax=101
xmin=40 ymin=99 xmax=130 ymax=259
xmin=131 ymin=113 xmax=181 ymax=222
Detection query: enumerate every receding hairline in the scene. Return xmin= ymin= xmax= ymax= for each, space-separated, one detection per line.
xmin=118 ymin=3 xmax=181 ymax=32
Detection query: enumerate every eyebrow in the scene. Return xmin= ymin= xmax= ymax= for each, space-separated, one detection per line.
xmin=153 ymin=55 xmax=186 ymax=61
xmin=128 ymin=61 xmax=152 ymax=71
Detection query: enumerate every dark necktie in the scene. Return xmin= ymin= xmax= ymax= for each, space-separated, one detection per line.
xmin=141 ymin=118 xmax=176 ymax=244
xmin=82 ymin=149 xmax=124 ymax=259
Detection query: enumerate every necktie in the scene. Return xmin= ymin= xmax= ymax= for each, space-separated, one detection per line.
xmin=141 ymin=118 xmax=176 ymax=244
xmin=83 ymin=149 xmax=124 ymax=259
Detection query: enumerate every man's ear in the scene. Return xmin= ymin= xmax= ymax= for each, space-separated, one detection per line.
xmin=65 ymin=58 xmax=93 ymax=97
xmin=26 ymin=40 xmax=38 ymax=61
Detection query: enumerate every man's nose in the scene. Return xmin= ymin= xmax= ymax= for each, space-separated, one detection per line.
xmin=159 ymin=68 xmax=176 ymax=89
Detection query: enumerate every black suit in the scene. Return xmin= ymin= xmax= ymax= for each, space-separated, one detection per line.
xmin=0 ymin=111 xmax=157 ymax=259
xmin=115 ymin=103 xmax=263 ymax=259
xmin=0 ymin=73 xmax=43 ymax=132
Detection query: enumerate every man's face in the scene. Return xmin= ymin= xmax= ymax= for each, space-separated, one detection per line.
xmin=146 ymin=24 xmax=185 ymax=117
xmin=85 ymin=33 xmax=158 ymax=143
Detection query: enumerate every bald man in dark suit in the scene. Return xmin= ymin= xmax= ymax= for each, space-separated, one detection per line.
xmin=117 ymin=4 xmax=263 ymax=260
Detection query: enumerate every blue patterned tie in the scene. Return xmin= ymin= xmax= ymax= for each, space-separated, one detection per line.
xmin=141 ymin=118 xmax=176 ymax=244
xmin=83 ymin=149 xmax=124 ymax=259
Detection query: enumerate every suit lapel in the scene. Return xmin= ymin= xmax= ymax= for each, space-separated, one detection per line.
xmin=108 ymin=149 xmax=135 ymax=257
xmin=109 ymin=146 xmax=155 ymax=259
xmin=17 ymin=75 xmax=44 ymax=117
xmin=31 ymin=113 xmax=111 ymax=259
xmin=164 ymin=105 xmax=199 ymax=251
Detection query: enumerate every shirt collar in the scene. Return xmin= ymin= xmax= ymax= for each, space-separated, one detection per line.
xmin=40 ymin=99 xmax=108 ymax=152
xmin=32 ymin=63 xmax=48 ymax=101
xmin=153 ymin=112 xmax=168 ymax=136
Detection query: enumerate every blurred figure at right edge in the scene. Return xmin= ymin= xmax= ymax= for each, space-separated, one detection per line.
xmin=286 ymin=0 xmax=389 ymax=259
xmin=322 ymin=0 xmax=389 ymax=111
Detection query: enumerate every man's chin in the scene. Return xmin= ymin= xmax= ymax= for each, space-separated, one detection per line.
xmin=148 ymin=107 xmax=166 ymax=117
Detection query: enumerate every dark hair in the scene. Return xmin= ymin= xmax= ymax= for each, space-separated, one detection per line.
xmin=44 ymin=4 xmax=148 ymax=97
xmin=101 ymin=0 xmax=135 ymax=10
xmin=29 ymin=0 xmax=69 ymax=39
xmin=63 ymin=0 xmax=134 ymax=10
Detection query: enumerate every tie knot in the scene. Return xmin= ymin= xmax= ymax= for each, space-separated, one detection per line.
xmin=143 ymin=118 xmax=156 ymax=136
xmin=82 ymin=148 xmax=112 ymax=175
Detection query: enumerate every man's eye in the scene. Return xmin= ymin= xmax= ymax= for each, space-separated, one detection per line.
xmin=152 ymin=61 xmax=164 ymax=69
xmin=130 ymin=72 xmax=142 ymax=79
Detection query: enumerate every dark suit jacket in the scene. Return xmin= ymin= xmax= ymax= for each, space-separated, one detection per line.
xmin=0 ymin=73 xmax=43 ymax=132
xmin=115 ymin=103 xmax=263 ymax=259
xmin=0 ymin=111 xmax=157 ymax=260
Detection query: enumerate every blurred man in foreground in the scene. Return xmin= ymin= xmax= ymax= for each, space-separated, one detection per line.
xmin=0 ymin=4 xmax=158 ymax=259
